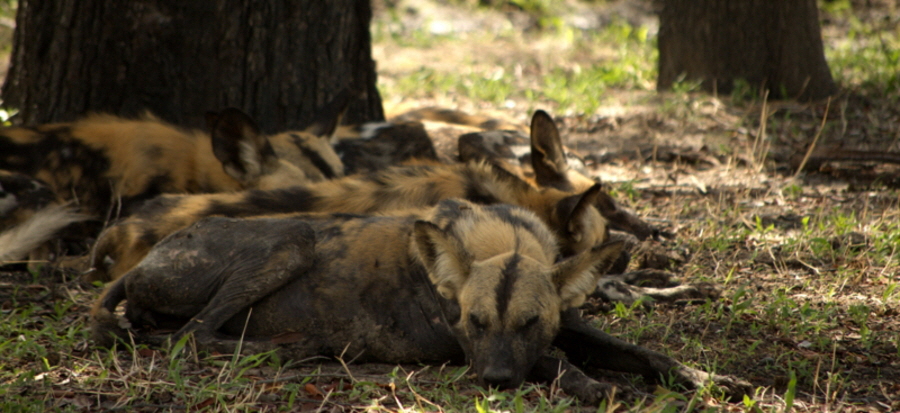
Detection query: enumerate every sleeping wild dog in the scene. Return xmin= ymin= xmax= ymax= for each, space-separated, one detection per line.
xmin=455 ymin=111 xmax=657 ymax=240
xmin=0 ymin=93 xmax=349 ymax=264
xmin=455 ymin=113 xmax=722 ymax=305
xmin=90 ymin=110 xmax=699 ymax=306
xmin=88 ymin=111 xmax=610 ymax=282
xmin=91 ymin=198 xmax=751 ymax=404
xmin=350 ymin=105 xmax=657 ymax=240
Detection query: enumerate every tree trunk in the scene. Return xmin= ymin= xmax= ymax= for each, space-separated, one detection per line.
xmin=2 ymin=0 xmax=383 ymax=131
xmin=657 ymin=0 xmax=836 ymax=101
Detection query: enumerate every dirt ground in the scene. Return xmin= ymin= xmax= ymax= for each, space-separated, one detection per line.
xmin=2 ymin=0 xmax=899 ymax=411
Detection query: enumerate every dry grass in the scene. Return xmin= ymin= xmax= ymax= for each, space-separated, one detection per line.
xmin=2 ymin=0 xmax=899 ymax=411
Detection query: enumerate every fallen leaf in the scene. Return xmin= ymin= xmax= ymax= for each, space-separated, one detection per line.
xmin=304 ymin=383 xmax=324 ymax=399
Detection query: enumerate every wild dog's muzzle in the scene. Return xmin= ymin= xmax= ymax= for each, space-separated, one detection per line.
xmin=472 ymin=334 xmax=539 ymax=390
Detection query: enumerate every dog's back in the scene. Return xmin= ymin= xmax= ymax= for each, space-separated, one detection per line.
xmin=88 ymin=159 xmax=609 ymax=282
xmin=0 ymin=104 xmax=350 ymax=267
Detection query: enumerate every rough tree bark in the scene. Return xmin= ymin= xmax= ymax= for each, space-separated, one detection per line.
xmin=2 ymin=0 xmax=383 ymax=130
xmin=657 ymin=0 xmax=837 ymax=101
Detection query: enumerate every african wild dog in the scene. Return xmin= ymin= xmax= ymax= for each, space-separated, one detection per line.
xmin=457 ymin=112 xmax=658 ymax=241
xmin=332 ymin=120 xmax=438 ymax=175
xmin=91 ymin=199 xmax=751 ymax=403
xmin=88 ymin=111 xmax=610 ymax=282
xmin=0 ymin=105 xmax=346 ymax=218
xmin=456 ymin=113 xmax=721 ymax=304
xmin=359 ymin=106 xmax=657 ymax=240
xmin=0 ymin=94 xmax=349 ymax=264
xmin=390 ymin=106 xmax=527 ymax=134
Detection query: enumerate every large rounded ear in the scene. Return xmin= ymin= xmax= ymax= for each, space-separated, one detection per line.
xmin=207 ymin=108 xmax=279 ymax=183
xmin=530 ymin=110 xmax=571 ymax=190
xmin=413 ymin=221 xmax=472 ymax=300
xmin=555 ymin=183 xmax=605 ymax=255
xmin=554 ymin=240 xmax=624 ymax=309
xmin=304 ymin=88 xmax=355 ymax=143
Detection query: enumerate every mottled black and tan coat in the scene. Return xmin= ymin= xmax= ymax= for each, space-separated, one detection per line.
xmin=0 ymin=102 xmax=347 ymax=263
xmin=91 ymin=199 xmax=750 ymax=403
xmin=88 ymin=111 xmax=614 ymax=282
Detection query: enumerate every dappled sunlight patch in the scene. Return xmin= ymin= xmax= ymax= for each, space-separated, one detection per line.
xmin=1 ymin=0 xmax=899 ymax=411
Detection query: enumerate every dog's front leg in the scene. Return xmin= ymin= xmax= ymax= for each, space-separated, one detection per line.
xmin=553 ymin=309 xmax=752 ymax=401
xmin=528 ymin=355 xmax=630 ymax=405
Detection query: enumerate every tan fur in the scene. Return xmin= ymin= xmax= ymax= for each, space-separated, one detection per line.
xmin=269 ymin=132 xmax=345 ymax=181
xmin=61 ymin=114 xmax=249 ymax=195
xmin=91 ymin=199 xmax=622 ymax=392
xmin=389 ymin=107 xmax=527 ymax=133
xmin=1 ymin=108 xmax=346 ymax=266
xmin=2 ymin=112 xmax=337 ymax=208
xmin=88 ymin=159 xmax=609 ymax=282
xmin=416 ymin=203 xmax=621 ymax=328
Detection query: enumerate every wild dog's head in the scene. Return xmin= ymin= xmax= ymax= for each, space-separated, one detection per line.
xmin=205 ymin=108 xmax=312 ymax=190
xmin=527 ymin=111 xmax=658 ymax=240
xmin=205 ymin=90 xmax=352 ymax=189
xmin=268 ymin=89 xmax=356 ymax=181
xmin=414 ymin=199 xmax=623 ymax=389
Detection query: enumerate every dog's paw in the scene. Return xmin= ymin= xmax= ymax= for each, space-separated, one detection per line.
xmin=562 ymin=378 xmax=634 ymax=405
xmin=675 ymin=366 xmax=753 ymax=402
xmin=707 ymin=373 xmax=754 ymax=402
xmin=620 ymin=268 xmax=674 ymax=287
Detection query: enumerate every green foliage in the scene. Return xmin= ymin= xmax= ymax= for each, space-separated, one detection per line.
xmin=824 ymin=6 xmax=900 ymax=94
xmin=378 ymin=17 xmax=656 ymax=115
xmin=1 ymin=1 xmax=898 ymax=411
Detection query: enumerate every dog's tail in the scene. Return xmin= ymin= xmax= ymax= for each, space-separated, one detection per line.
xmin=0 ymin=204 xmax=89 ymax=264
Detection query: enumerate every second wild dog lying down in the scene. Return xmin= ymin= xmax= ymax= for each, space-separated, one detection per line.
xmin=88 ymin=111 xmax=613 ymax=282
xmin=0 ymin=94 xmax=348 ymax=264
xmin=91 ymin=199 xmax=751 ymax=403
xmin=456 ymin=113 xmax=722 ymax=305
xmin=0 ymin=105 xmax=345 ymax=220
xmin=457 ymin=111 xmax=658 ymax=240
xmin=89 ymin=160 xmax=608 ymax=282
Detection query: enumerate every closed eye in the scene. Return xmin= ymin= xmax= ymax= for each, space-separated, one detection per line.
xmin=519 ymin=315 xmax=539 ymax=332
xmin=469 ymin=313 xmax=487 ymax=333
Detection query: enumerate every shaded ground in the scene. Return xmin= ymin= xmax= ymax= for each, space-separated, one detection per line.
xmin=2 ymin=0 xmax=899 ymax=411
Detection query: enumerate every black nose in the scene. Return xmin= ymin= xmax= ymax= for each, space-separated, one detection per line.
xmin=480 ymin=366 xmax=517 ymax=389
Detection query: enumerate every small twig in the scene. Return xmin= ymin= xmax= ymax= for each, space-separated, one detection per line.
xmin=752 ymin=90 xmax=770 ymax=171
xmin=793 ymin=96 xmax=832 ymax=178
xmin=403 ymin=369 xmax=442 ymax=412
xmin=106 ymin=403 xmax=186 ymax=411
xmin=315 ymin=389 xmax=335 ymax=413
xmin=336 ymin=343 xmax=358 ymax=383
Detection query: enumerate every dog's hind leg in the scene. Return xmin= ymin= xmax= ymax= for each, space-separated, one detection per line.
xmin=172 ymin=242 xmax=314 ymax=342
xmin=120 ymin=217 xmax=317 ymax=344
xmin=554 ymin=308 xmax=752 ymax=401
